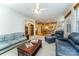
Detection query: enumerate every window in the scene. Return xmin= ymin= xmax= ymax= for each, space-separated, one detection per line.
xmin=76 ymin=21 xmax=79 ymax=32
xmin=66 ymin=24 xmax=71 ymax=33
xmin=65 ymin=11 xmax=71 ymax=33
xmin=75 ymin=7 xmax=79 ymax=32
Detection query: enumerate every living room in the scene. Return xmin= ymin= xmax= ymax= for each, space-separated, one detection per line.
xmin=0 ymin=3 xmax=79 ymax=56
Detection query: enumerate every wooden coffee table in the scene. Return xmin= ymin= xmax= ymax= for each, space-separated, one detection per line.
xmin=18 ymin=40 xmax=42 ymax=56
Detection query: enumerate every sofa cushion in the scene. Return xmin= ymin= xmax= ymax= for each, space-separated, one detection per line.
xmin=15 ymin=37 xmax=26 ymax=41
xmin=0 ymin=41 xmax=10 ymax=50
xmin=74 ymin=45 xmax=79 ymax=52
xmin=68 ymin=32 xmax=79 ymax=45
xmin=14 ymin=32 xmax=24 ymax=39
xmin=55 ymin=32 xmax=64 ymax=40
xmin=56 ymin=40 xmax=79 ymax=56
xmin=68 ymin=32 xmax=78 ymax=39
xmin=67 ymin=39 xmax=79 ymax=52
xmin=4 ymin=33 xmax=14 ymax=41
xmin=8 ymin=37 xmax=26 ymax=45
xmin=68 ymin=39 xmax=76 ymax=47
xmin=55 ymin=33 xmax=67 ymax=41
xmin=0 ymin=35 xmax=4 ymax=42
xmin=57 ymin=37 xmax=68 ymax=41
xmin=55 ymin=30 xmax=64 ymax=35
xmin=72 ymin=36 xmax=79 ymax=45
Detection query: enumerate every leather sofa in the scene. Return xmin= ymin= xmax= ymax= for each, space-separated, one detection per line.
xmin=0 ymin=32 xmax=27 ymax=55
xmin=56 ymin=32 xmax=79 ymax=56
xmin=45 ymin=30 xmax=64 ymax=44
xmin=45 ymin=35 xmax=56 ymax=44
xmin=55 ymin=30 xmax=64 ymax=40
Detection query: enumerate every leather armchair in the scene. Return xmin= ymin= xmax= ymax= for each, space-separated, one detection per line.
xmin=45 ymin=30 xmax=64 ymax=44
xmin=45 ymin=35 xmax=56 ymax=44
xmin=55 ymin=30 xmax=64 ymax=40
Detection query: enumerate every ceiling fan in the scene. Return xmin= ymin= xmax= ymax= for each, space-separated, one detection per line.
xmin=33 ymin=3 xmax=46 ymax=15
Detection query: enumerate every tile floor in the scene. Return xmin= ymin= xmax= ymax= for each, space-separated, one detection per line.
xmin=30 ymin=36 xmax=56 ymax=56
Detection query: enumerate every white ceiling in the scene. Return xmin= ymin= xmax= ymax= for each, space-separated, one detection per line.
xmin=6 ymin=3 xmax=73 ymax=19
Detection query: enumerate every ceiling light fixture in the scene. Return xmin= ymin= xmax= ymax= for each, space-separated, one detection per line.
xmin=45 ymin=26 xmax=48 ymax=29
xmin=33 ymin=3 xmax=46 ymax=15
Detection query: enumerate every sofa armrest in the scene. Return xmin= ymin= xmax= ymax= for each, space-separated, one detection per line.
xmin=58 ymin=38 xmax=68 ymax=41
xmin=68 ymin=39 xmax=79 ymax=52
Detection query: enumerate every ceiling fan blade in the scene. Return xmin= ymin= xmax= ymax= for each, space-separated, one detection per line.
xmin=32 ymin=3 xmax=46 ymax=15
xmin=36 ymin=3 xmax=40 ymax=9
xmin=40 ymin=9 xmax=46 ymax=11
